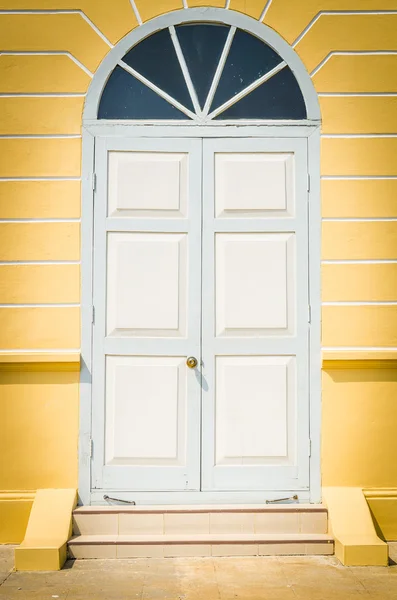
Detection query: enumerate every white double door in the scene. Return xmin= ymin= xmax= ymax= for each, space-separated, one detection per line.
xmin=91 ymin=135 xmax=310 ymax=495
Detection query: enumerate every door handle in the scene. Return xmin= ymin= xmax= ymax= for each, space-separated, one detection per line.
xmin=186 ymin=356 xmax=198 ymax=369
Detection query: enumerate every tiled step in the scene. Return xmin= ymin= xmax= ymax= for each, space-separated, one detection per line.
xmin=72 ymin=504 xmax=329 ymax=536
xmin=68 ymin=533 xmax=334 ymax=559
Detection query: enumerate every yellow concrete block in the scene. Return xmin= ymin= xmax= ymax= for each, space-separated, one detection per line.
xmin=322 ymin=179 xmax=397 ymax=218
xmin=0 ymin=307 xmax=80 ymax=349
xmin=0 ymin=181 xmax=81 ymax=219
xmin=0 ymin=371 xmax=79 ymax=489
xmin=230 ymin=0 xmax=266 ymax=19
xmin=320 ymin=96 xmax=397 ymax=134
xmin=322 ymin=487 xmax=388 ymax=566
xmin=0 ymin=0 xmax=139 ymax=45
xmin=366 ymin=490 xmax=397 ymax=541
xmin=0 ymin=264 xmax=80 ymax=304
xmin=0 ymin=14 xmax=109 ymax=72
xmin=264 ymin=1 xmax=397 ymax=46
xmin=313 ymin=54 xmax=397 ymax=93
xmin=0 ymin=55 xmax=91 ymax=94
xmin=15 ymin=489 xmax=77 ymax=571
xmin=322 ymin=305 xmax=397 ymax=347
xmin=135 ymin=0 xmax=183 ymax=23
xmin=322 ymin=263 xmax=397 ymax=302
xmin=0 ymin=97 xmax=84 ymax=135
xmin=322 ymin=371 xmax=397 ymax=488
xmin=0 ymin=138 xmax=81 ymax=178
xmin=321 ymin=138 xmax=397 ymax=177
xmin=0 ymin=495 xmax=34 ymax=544
xmin=0 ymin=223 xmax=80 ymax=261
xmin=295 ymin=14 xmax=397 ymax=73
xmin=323 ymin=221 xmax=397 ymax=260
xmin=189 ymin=0 xmax=224 ymax=6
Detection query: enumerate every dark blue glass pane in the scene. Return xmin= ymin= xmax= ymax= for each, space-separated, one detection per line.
xmin=122 ymin=29 xmax=193 ymax=111
xmin=98 ymin=66 xmax=188 ymax=120
xmin=215 ymin=67 xmax=307 ymax=120
xmin=175 ymin=23 xmax=229 ymax=109
xmin=211 ymin=29 xmax=283 ymax=111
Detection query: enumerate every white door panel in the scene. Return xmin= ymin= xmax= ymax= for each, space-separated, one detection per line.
xmin=92 ymin=137 xmax=201 ymax=491
xmin=202 ymin=137 xmax=309 ymax=492
xmin=91 ymin=135 xmax=310 ymax=496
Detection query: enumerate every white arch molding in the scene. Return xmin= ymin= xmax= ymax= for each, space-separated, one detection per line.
xmin=83 ymin=7 xmax=321 ymax=123
xmin=79 ymin=7 xmax=322 ymax=506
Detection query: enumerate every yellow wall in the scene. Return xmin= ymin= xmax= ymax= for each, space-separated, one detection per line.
xmin=1 ymin=1 xmax=396 ymax=535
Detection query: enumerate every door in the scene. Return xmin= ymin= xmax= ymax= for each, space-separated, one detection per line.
xmin=91 ymin=135 xmax=310 ymax=495
xmin=91 ymin=137 xmax=202 ymax=491
xmin=201 ymin=138 xmax=310 ymax=491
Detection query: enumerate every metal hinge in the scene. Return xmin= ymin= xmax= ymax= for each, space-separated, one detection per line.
xmin=308 ymin=439 xmax=312 ymax=457
xmin=92 ymin=172 xmax=97 ymax=191
xmin=308 ymin=304 xmax=311 ymax=324
xmin=92 ymin=306 xmax=95 ymax=325
xmin=89 ymin=438 xmax=93 ymax=458
xmin=307 ymin=174 xmax=311 ymax=192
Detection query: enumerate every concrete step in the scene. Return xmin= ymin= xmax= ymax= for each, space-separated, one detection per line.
xmin=72 ymin=504 xmax=329 ymax=537
xmin=68 ymin=532 xmax=334 ymax=559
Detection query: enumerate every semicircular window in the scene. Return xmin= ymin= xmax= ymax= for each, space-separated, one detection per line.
xmin=98 ymin=24 xmax=307 ymax=121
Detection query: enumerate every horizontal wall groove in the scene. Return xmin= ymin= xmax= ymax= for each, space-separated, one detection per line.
xmin=322 ymin=346 xmax=397 ymax=351
xmin=0 ymin=93 xmax=86 ymax=98
xmin=322 ymin=218 xmax=397 ymax=222
xmin=0 ymin=261 xmax=80 ymax=265
xmin=321 ymin=134 xmax=397 ymax=139
xmin=0 ymin=135 xmax=81 ymax=139
xmin=0 ymin=52 xmax=93 ymax=78
xmin=0 ymin=177 xmax=81 ymax=182
xmin=0 ymin=9 xmax=113 ymax=49
xmin=321 ymin=176 xmax=397 ymax=180
xmin=311 ymin=50 xmax=397 ymax=77
xmin=323 ymin=302 xmax=397 ymax=306
xmin=0 ymin=348 xmax=80 ymax=353
xmin=322 ymin=260 xmax=397 ymax=265
xmin=293 ymin=11 xmax=397 ymax=48
xmin=318 ymin=93 xmax=397 ymax=97
xmin=0 ymin=218 xmax=81 ymax=223
xmin=0 ymin=303 xmax=80 ymax=308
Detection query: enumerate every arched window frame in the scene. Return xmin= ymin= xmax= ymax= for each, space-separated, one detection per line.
xmin=83 ymin=8 xmax=321 ymax=125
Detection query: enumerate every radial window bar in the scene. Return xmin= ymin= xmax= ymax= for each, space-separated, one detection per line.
xmin=98 ymin=24 xmax=306 ymax=121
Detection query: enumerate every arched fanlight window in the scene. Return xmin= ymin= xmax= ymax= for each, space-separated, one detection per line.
xmin=98 ymin=24 xmax=307 ymax=121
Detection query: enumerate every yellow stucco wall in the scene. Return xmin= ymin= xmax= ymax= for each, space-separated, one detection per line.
xmin=0 ymin=0 xmax=396 ymax=539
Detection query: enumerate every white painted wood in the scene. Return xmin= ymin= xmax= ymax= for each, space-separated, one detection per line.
xmin=169 ymin=25 xmax=202 ymax=117
xmin=215 ymin=152 xmax=294 ymax=217
xmin=215 ymin=233 xmax=295 ymax=336
xmin=108 ymin=151 xmax=188 ymax=217
xmin=202 ymin=26 xmax=236 ymax=117
xmin=91 ymin=137 xmax=202 ymax=492
xmin=107 ymin=233 xmax=187 ymax=337
xmin=201 ymin=137 xmax=310 ymax=492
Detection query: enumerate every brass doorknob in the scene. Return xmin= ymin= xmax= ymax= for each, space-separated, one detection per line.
xmin=186 ymin=356 xmax=198 ymax=369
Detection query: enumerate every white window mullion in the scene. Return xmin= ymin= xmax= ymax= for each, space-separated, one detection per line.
xmin=202 ymin=26 xmax=236 ymax=119
xmin=207 ymin=61 xmax=287 ymax=120
xmin=169 ymin=26 xmax=202 ymax=118
xmin=118 ymin=60 xmax=198 ymax=121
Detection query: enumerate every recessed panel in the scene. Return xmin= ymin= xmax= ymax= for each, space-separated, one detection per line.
xmin=215 ymin=356 xmax=296 ymax=466
xmin=216 ymin=233 xmax=295 ymax=336
xmin=108 ymin=151 xmax=188 ymax=217
xmin=105 ymin=356 xmax=186 ymax=465
xmin=107 ymin=233 xmax=187 ymax=337
xmin=215 ymin=153 xmax=294 ymax=218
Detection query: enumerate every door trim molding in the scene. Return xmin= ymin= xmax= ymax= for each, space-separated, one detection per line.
xmin=78 ymin=125 xmax=321 ymax=505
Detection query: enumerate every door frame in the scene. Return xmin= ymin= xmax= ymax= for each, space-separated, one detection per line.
xmin=79 ymin=123 xmax=321 ymax=505
xmin=79 ymin=6 xmax=321 ymax=505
